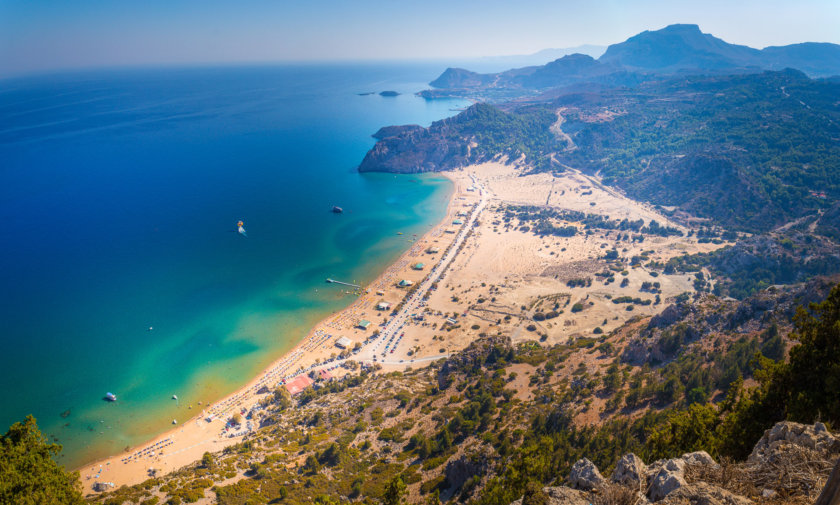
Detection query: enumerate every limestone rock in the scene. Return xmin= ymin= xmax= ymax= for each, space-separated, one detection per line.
xmin=611 ymin=453 xmax=647 ymax=489
xmin=659 ymin=482 xmax=753 ymax=505
xmin=748 ymin=421 xmax=840 ymax=464
xmin=682 ymin=451 xmax=717 ymax=467
xmin=509 ymin=485 xmax=589 ymax=505
xmin=648 ymin=459 xmax=687 ymax=501
xmin=566 ymin=458 xmax=606 ymax=491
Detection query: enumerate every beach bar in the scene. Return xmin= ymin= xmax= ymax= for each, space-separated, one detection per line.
xmin=335 ymin=336 xmax=353 ymax=348
xmin=284 ymin=375 xmax=314 ymax=395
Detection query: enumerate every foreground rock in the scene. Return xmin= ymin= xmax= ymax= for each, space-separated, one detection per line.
xmin=611 ymin=453 xmax=647 ymax=490
xmin=566 ymin=458 xmax=606 ymax=491
xmin=648 ymin=458 xmax=688 ymax=501
xmin=749 ymin=421 xmax=840 ymax=464
xmin=508 ymin=422 xmax=837 ymax=505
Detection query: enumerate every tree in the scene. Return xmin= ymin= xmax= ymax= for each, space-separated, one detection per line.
xmin=201 ymin=451 xmax=214 ymax=469
xmin=383 ymin=475 xmax=406 ymax=505
xmin=603 ymin=363 xmax=622 ymax=392
xmin=0 ymin=415 xmax=85 ymax=505
xmin=304 ymin=454 xmax=320 ymax=475
xmin=780 ymin=285 xmax=840 ymax=424
xmin=273 ymin=387 xmax=292 ymax=409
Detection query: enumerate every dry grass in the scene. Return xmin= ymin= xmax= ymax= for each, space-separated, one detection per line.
xmin=685 ymin=449 xmax=836 ymax=505
xmin=591 ymin=483 xmax=644 ymax=505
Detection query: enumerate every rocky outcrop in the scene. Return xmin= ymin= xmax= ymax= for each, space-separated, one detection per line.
xmin=506 ymin=424 xmax=840 ymax=505
xmin=372 ymin=124 xmax=423 ymax=140
xmin=566 ymin=458 xmax=606 ymax=491
xmin=611 ymin=453 xmax=647 ymax=489
xmin=682 ymin=451 xmax=718 ymax=467
xmin=748 ymin=421 xmax=840 ymax=465
xmin=358 ymin=105 xmax=483 ymax=174
xmin=648 ymin=458 xmax=688 ymax=501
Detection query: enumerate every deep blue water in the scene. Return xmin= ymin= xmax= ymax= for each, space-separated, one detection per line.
xmin=0 ymin=64 xmax=467 ymax=467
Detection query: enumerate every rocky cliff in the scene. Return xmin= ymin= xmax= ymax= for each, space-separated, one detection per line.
xmin=510 ymin=421 xmax=839 ymax=505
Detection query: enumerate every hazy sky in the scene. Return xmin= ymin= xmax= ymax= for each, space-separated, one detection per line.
xmin=2 ymin=0 xmax=839 ymax=77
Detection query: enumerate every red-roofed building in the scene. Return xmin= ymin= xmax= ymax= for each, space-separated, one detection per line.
xmin=284 ymin=375 xmax=314 ymax=396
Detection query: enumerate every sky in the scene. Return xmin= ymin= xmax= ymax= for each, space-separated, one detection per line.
xmin=2 ymin=0 xmax=840 ymax=77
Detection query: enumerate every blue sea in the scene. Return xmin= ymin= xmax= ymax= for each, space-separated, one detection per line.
xmin=0 ymin=64 xmax=468 ymax=468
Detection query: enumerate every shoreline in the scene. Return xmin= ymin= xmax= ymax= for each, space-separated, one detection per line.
xmin=80 ymin=170 xmax=481 ymax=490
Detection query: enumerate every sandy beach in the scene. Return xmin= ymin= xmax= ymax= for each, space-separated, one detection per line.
xmin=82 ymin=161 xmax=728 ymax=492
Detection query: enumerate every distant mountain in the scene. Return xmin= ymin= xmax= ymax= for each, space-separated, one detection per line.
xmin=600 ymin=24 xmax=840 ymax=77
xmin=760 ymin=42 xmax=840 ymax=76
xmin=461 ymin=45 xmax=606 ymax=73
xmin=426 ymin=54 xmax=650 ymax=101
xmin=425 ymin=24 xmax=840 ymax=99
xmin=598 ymin=24 xmax=761 ymax=72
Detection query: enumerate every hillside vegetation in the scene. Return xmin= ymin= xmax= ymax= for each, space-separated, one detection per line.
xmin=71 ymin=278 xmax=840 ymax=504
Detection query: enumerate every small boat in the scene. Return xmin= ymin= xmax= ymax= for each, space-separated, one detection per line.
xmin=397 ymin=232 xmax=403 ymax=235
xmin=172 ymin=419 xmax=177 ymax=425
xmin=236 ymin=220 xmax=247 ymax=237
xmin=331 ymin=206 xmax=343 ymax=214
xmin=104 ymin=392 xmax=117 ymax=402
xmin=172 ymin=395 xmax=178 ymax=400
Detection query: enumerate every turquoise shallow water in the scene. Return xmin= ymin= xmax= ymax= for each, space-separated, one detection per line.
xmin=0 ymin=64 xmax=466 ymax=468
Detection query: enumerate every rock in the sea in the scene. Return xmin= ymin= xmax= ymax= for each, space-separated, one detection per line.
xmin=566 ymin=458 xmax=606 ymax=491
xmin=648 ymin=458 xmax=687 ymax=501
xmin=611 ymin=453 xmax=647 ymax=489
xmin=659 ymin=482 xmax=753 ymax=505
xmin=748 ymin=421 xmax=840 ymax=464
xmin=379 ymin=90 xmax=400 ymax=97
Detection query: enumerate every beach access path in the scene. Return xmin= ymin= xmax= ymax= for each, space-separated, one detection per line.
xmin=356 ymin=174 xmax=487 ymax=364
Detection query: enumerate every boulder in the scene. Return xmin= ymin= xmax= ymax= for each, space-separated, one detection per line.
xmin=566 ymin=458 xmax=606 ymax=491
xmin=509 ymin=485 xmax=589 ymax=505
xmin=611 ymin=453 xmax=647 ymax=489
xmin=659 ymin=482 xmax=753 ymax=505
xmin=748 ymin=421 xmax=840 ymax=465
xmin=648 ymin=459 xmax=687 ymax=502
xmin=682 ymin=451 xmax=718 ymax=467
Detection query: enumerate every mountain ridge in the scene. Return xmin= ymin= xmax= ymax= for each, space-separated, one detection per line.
xmin=424 ymin=24 xmax=840 ymax=100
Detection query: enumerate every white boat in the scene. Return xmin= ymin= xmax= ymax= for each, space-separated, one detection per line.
xmin=172 ymin=395 xmax=178 ymax=400
xmin=104 ymin=392 xmax=117 ymax=402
